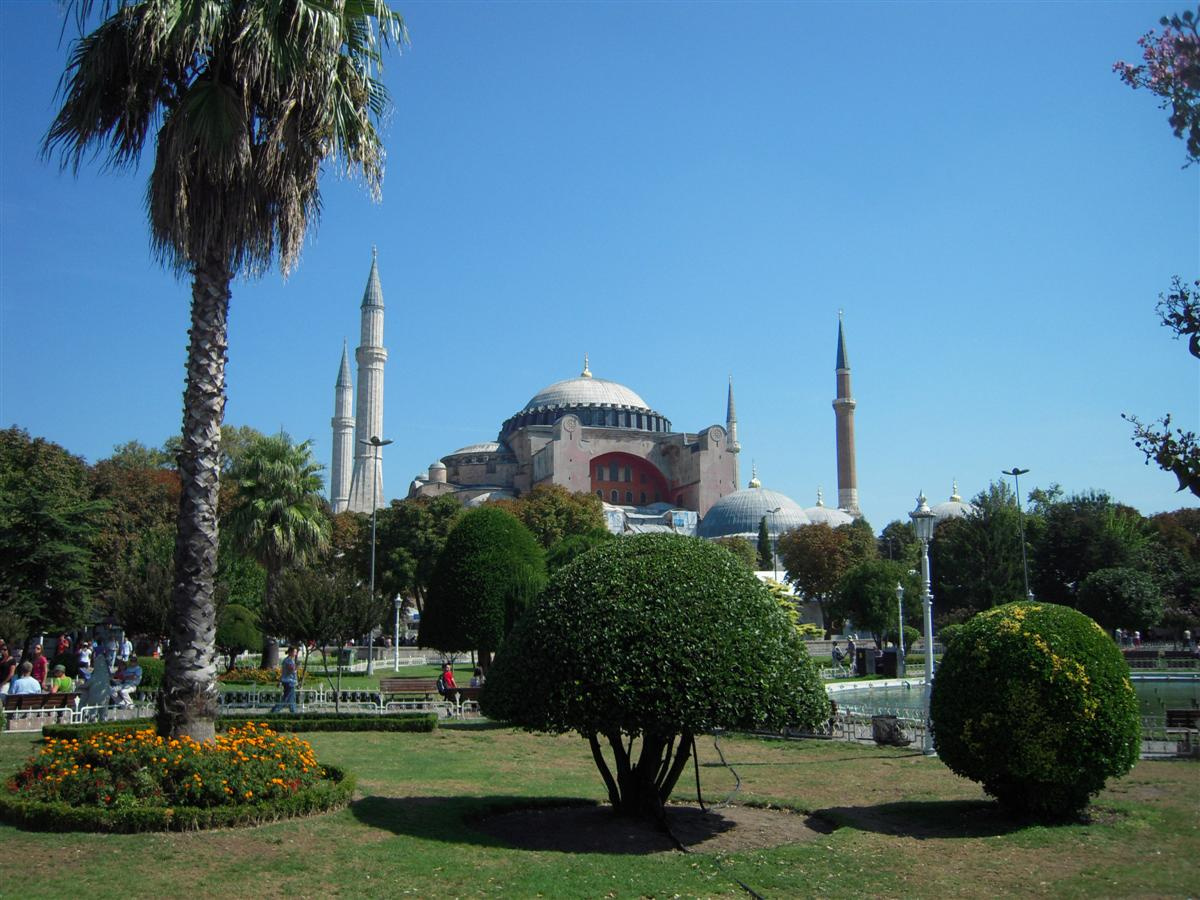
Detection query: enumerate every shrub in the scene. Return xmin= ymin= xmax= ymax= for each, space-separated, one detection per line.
xmin=138 ymin=657 xmax=164 ymax=690
xmin=482 ymin=533 xmax=829 ymax=821
xmin=2 ymin=722 xmax=346 ymax=832
xmin=937 ymin=623 xmax=963 ymax=649
xmin=216 ymin=604 xmax=263 ymax=671
xmin=930 ymin=601 xmax=1140 ymax=819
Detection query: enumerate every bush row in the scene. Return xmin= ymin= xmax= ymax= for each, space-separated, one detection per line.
xmin=0 ymin=765 xmax=353 ymax=833
xmin=41 ymin=712 xmax=437 ymax=741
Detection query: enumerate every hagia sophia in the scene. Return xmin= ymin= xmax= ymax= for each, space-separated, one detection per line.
xmin=328 ymin=252 xmax=974 ymax=544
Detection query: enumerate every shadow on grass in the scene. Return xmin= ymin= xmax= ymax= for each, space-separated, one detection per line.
xmin=351 ymin=794 xmax=766 ymax=854
xmin=813 ymin=799 xmax=1030 ymax=839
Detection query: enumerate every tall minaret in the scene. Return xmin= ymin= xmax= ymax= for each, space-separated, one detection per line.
xmin=726 ymin=375 xmax=741 ymax=488
xmin=345 ymin=248 xmax=388 ymax=513
xmin=330 ymin=340 xmax=355 ymax=513
xmin=832 ymin=312 xmax=860 ymax=516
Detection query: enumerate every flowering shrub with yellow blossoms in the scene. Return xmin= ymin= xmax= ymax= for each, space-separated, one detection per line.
xmin=8 ymin=723 xmax=325 ymax=810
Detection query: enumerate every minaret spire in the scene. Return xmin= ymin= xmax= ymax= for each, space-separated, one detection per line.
xmin=346 ymin=250 xmax=389 ymax=512
xmin=330 ymin=340 xmax=355 ymax=513
xmin=726 ymin=374 xmax=741 ymax=488
xmin=832 ymin=313 xmax=860 ymax=516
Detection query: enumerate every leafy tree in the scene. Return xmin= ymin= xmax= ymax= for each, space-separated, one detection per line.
xmin=481 ymin=534 xmax=830 ymax=823
xmin=366 ymin=495 xmax=462 ymax=611
xmin=421 ymin=507 xmax=546 ymax=672
xmin=929 ymin=482 xmax=1032 ymax=622
xmin=1147 ymin=508 xmax=1200 ymax=631
xmin=878 ymin=519 xmax=919 ymax=567
xmin=1116 ymin=12 xmax=1200 ymax=495
xmin=214 ymin=603 xmax=261 ymax=672
xmin=1076 ymin=567 xmax=1164 ymax=633
xmin=107 ymin=439 xmax=175 ymax=470
xmin=491 ymin=485 xmax=606 ymax=549
xmin=778 ymin=522 xmax=873 ymax=636
xmin=1114 ymin=9 xmax=1200 ymax=164
xmin=273 ymin=564 xmax=390 ymax=706
xmin=0 ymin=427 xmax=103 ymax=636
xmin=757 ymin=516 xmax=772 ymax=570
xmin=45 ymin=0 xmax=404 ymax=741
xmin=108 ymin=525 xmax=175 ymax=640
xmin=225 ymin=434 xmax=331 ymax=669
xmin=1031 ymin=491 xmax=1152 ymax=606
xmin=835 ymin=559 xmax=920 ymax=647
xmin=713 ymin=536 xmax=757 ymax=570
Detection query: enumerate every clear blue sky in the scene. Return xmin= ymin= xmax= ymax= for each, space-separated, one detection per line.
xmin=1 ymin=0 xmax=1197 ymax=528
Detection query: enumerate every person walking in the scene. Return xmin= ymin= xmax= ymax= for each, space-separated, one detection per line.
xmin=270 ymin=646 xmax=300 ymax=714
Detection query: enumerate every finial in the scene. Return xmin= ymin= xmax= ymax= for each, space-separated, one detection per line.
xmin=815 ymin=487 xmax=825 ymax=507
xmin=372 ymin=245 xmax=378 ymax=262
xmin=748 ymin=462 xmax=761 ymax=489
xmin=838 ymin=308 xmax=844 ymax=320
xmin=581 ymin=353 xmax=592 ymax=378
xmin=950 ymin=479 xmax=961 ymax=502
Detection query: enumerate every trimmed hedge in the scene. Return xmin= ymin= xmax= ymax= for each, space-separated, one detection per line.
xmin=41 ymin=712 xmax=438 ymax=741
xmin=930 ymin=601 xmax=1140 ymax=820
xmin=0 ymin=765 xmax=353 ymax=833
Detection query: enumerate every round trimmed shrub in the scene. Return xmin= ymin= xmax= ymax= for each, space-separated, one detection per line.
xmin=930 ymin=601 xmax=1140 ymax=819
xmin=482 ymin=533 xmax=829 ymax=819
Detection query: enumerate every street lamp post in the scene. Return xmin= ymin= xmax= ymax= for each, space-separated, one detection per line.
xmin=895 ymin=582 xmax=906 ymax=679
xmin=393 ymin=597 xmax=402 ymax=672
xmin=361 ymin=435 xmax=393 ymax=676
xmin=1001 ymin=467 xmax=1033 ymax=601
xmin=910 ymin=493 xmax=937 ymax=756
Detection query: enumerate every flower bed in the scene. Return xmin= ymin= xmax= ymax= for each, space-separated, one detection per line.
xmin=218 ymin=666 xmax=308 ymax=686
xmin=1 ymin=723 xmax=352 ymax=832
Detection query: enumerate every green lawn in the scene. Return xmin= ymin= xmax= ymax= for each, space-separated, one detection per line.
xmin=0 ymin=725 xmax=1194 ymax=898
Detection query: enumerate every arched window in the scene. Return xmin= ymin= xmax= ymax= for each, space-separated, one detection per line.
xmin=625 ymin=491 xmax=633 ymax=504
xmin=611 ymin=490 xmax=619 ymax=503
xmin=639 ymin=491 xmax=647 ymax=505
xmin=596 ymin=490 xmax=603 ymax=499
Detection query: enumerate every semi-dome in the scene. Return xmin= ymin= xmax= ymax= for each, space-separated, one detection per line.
xmin=697 ymin=483 xmax=810 ymax=540
xmin=931 ymin=481 xmax=976 ymax=522
xmin=804 ymin=488 xmax=854 ymax=527
xmin=446 ymin=442 xmax=503 ymax=457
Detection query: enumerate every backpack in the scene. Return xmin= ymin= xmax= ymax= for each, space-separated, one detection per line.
xmin=437 ymin=674 xmax=447 ymax=692
xmin=832 ymin=648 xmax=844 ymax=663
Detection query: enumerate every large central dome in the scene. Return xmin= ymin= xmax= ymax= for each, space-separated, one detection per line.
xmin=521 ymin=376 xmax=650 ymax=413
xmin=500 ymin=357 xmax=672 ymax=439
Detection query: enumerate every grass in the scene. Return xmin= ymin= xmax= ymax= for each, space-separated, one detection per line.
xmin=1 ymin=724 xmax=1194 ymax=898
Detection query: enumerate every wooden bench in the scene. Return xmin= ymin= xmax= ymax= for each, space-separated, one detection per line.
xmin=3 ymin=692 xmax=80 ymax=730
xmin=378 ymin=678 xmax=479 ymax=715
xmin=1165 ymin=709 xmax=1200 ymax=729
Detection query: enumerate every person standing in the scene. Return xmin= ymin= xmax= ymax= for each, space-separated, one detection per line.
xmin=30 ymin=645 xmax=48 ymax=688
xmin=0 ymin=642 xmax=16 ymax=693
xmin=270 ymin=646 xmax=299 ymax=714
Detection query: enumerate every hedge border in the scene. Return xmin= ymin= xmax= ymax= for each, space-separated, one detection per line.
xmin=40 ymin=712 xmax=438 ymax=741
xmin=0 ymin=765 xmax=354 ymax=833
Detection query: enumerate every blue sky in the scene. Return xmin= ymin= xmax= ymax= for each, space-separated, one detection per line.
xmin=1 ymin=0 xmax=1197 ymax=528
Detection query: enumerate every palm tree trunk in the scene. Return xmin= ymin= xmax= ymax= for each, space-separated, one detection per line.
xmin=157 ymin=255 xmax=229 ymax=741
xmin=261 ymin=566 xmax=280 ymax=669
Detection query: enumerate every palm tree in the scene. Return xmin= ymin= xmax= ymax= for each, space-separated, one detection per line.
xmin=44 ymin=0 xmax=405 ymax=739
xmin=225 ymin=434 xmax=331 ymax=670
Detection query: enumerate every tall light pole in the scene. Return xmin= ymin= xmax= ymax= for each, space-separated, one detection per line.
xmin=361 ymin=435 xmax=392 ymax=676
xmin=1002 ymin=467 xmax=1033 ymax=601
xmin=895 ymin=582 xmax=906 ymax=678
xmin=910 ymin=493 xmax=937 ymax=755
xmin=393 ymin=596 xmax=402 ymax=672
xmin=768 ymin=506 xmax=782 ymax=581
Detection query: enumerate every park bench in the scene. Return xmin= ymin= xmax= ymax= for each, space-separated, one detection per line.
xmin=378 ymin=678 xmax=478 ymax=715
xmin=1165 ymin=709 xmax=1200 ymax=729
xmin=2 ymin=692 xmax=80 ymax=731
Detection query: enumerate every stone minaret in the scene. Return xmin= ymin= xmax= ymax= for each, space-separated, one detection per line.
xmin=832 ymin=312 xmax=860 ymax=516
xmin=726 ymin=375 xmax=741 ymax=488
xmin=329 ymin=341 xmax=355 ymax=513
xmin=345 ymin=248 xmax=388 ymax=513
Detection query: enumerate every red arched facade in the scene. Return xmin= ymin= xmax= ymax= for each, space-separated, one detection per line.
xmin=591 ymin=452 xmax=670 ymax=507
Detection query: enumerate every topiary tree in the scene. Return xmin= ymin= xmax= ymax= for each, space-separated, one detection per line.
xmin=215 ymin=603 xmax=262 ymax=672
xmin=420 ymin=507 xmax=545 ymax=672
xmin=930 ymin=601 xmax=1140 ymax=820
xmin=481 ymin=533 xmax=830 ymax=823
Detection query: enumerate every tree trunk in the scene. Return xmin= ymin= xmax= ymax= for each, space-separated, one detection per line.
xmin=260 ymin=566 xmax=280 ymax=669
xmin=594 ymin=730 xmax=693 ymax=823
xmin=157 ymin=256 xmax=230 ymax=742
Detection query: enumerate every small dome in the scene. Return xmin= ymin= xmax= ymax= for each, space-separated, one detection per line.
xmin=698 ymin=486 xmax=810 ymax=540
xmin=521 ymin=377 xmax=651 ymax=414
xmin=446 ymin=442 xmax=503 ymax=457
xmin=430 ymin=461 xmax=446 ymax=470
xmin=931 ymin=481 xmax=976 ymax=522
xmin=804 ymin=487 xmax=854 ymax=527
